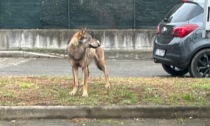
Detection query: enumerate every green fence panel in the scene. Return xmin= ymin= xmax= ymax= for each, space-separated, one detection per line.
xmin=0 ymin=0 xmax=181 ymax=29
xmin=70 ymin=0 xmax=134 ymax=29
xmin=0 ymin=0 xmax=41 ymax=29
xmin=41 ymin=0 xmax=68 ymax=28
xmin=135 ymin=0 xmax=180 ymax=28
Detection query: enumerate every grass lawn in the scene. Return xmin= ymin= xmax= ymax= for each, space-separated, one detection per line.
xmin=0 ymin=76 xmax=210 ymax=106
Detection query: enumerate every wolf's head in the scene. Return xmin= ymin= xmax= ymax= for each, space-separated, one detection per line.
xmin=70 ymin=28 xmax=101 ymax=48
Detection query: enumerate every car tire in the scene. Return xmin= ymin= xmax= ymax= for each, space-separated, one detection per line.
xmin=162 ymin=64 xmax=188 ymax=76
xmin=189 ymin=49 xmax=210 ymax=78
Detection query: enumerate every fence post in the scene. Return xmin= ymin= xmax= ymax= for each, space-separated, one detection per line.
xmin=133 ymin=0 xmax=136 ymax=29
xmin=0 ymin=1 xmax=2 ymax=29
xmin=68 ymin=0 xmax=70 ymax=29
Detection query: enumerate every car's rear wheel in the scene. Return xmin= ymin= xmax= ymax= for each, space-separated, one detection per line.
xmin=162 ymin=64 xmax=188 ymax=76
xmin=189 ymin=49 xmax=210 ymax=78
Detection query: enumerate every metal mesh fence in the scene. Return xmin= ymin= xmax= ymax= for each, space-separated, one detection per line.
xmin=0 ymin=0 xmax=180 ymax=29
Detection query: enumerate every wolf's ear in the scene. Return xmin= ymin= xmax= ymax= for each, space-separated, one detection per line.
xmin=80 ymin=27 xmax=86 ymax=35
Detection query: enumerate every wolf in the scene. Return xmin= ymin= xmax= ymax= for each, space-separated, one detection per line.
xmin=67 ymin=29 xmax=111 ymax=97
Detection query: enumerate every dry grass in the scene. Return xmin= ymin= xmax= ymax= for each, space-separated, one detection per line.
xmin=0 ymin=76 xmax=210 ymax=106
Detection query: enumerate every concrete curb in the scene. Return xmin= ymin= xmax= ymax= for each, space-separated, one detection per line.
xmin=0 ymin=106 xmax=210 ymax=120
xmin=0 ymin=51 xmax=64 ymax=58
xmin=0 ymin=50 xmax=153 ymax=60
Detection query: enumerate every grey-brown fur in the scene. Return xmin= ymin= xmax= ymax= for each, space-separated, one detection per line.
xmin=67 ymin=29 xmax=111 ymax=97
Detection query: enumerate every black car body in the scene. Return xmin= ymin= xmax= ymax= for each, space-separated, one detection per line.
xmin=153 ymin=0 xmax=210 ymax=77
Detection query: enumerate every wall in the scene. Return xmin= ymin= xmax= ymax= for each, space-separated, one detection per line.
xmin=0 ymin=29 xmax=155 ymax=51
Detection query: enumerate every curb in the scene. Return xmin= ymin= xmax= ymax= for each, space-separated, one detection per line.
xmin=0 ymin=106 xmax=210 ymax=120
xmin=0 ymin=51 xmax=64 ymax=58
xmin=0 ymin=50 xmax=153 ymax=60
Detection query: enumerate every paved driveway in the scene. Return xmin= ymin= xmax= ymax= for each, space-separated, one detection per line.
xmin=1 ymin=119 xmax=210 ymax=126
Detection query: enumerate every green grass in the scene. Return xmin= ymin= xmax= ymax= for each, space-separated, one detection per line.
xmin=182 ymin=93 xmax=194 ymax=101
xmin=3 ymin=92 xmax=16 ymax=98
xmin=19 ymin=82 xmax=34 ymax=90
xmin=0 ymin=76 xmax=210 ymax=106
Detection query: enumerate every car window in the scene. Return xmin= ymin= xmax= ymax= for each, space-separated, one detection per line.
xmin=164 ymin=3 xmax=203 ymax=23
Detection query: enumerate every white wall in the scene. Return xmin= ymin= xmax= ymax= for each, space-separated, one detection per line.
xmin=0 ymin=29 xmax=155 ymax=51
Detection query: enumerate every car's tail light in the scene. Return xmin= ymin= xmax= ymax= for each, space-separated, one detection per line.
xmin=156 ymin=24 xmax=160 ymax=34
xmin=182 ymin=0 xmax=188 ymax=2
xmin=171 ymin=24 xmax=198 ymax=38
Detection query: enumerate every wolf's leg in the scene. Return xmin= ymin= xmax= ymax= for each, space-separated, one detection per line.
xmin=100 ymin=63 xmax=111 ymax=89
xmin=82 ymin=66 xmax=89 ymax=97
xmin=70 ymin=66 xmax=79 ymax=95
xmin=95 ymin=48 xmax=111 ymax=89
xmin=79 ymin=67 xmax=89 ymax=86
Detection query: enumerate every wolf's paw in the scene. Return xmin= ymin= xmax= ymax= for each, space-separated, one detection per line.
xmin=69 ymin=91 xmax=77 ymax=96
xmin=82 ymin=92 xmax=88 ymax=97
xmin=105 ymin=83 xmax=111 ymax=89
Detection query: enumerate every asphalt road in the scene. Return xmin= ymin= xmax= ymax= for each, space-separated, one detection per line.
xmin=1 ymin=118 xmax=210 ymax=126
xmin=0 ymin=57 xmax=169 ymax=77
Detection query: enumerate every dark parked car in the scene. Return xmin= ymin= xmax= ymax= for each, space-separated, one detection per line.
xmin=153 ymin=0 xmax=210 ymax=77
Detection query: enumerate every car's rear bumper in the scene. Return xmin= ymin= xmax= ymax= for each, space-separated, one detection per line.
xmin=153 ymin=36 xmax=191 ymax=69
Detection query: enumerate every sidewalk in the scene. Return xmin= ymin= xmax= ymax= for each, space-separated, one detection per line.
xmin=0 ymin=51 xmax=65 ymax=58
xmin=0 ymin=50 xmax=153 ymax=60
